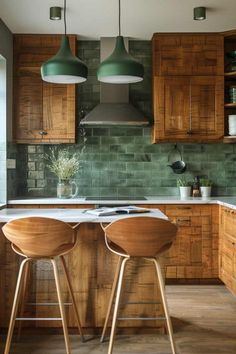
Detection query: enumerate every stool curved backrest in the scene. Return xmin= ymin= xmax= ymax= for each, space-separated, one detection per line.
xmin=103 ymin=216 xmax=177 ymax=257
xmin=2 ymin=217 xmax=77 ymax=258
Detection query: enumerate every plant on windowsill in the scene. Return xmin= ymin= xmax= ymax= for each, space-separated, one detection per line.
xmin=177 ymin=178 xmax=192 ymax=198
xmin=46 ymin=148 xmax=81 ymax=199
xmin=200 ymin=178 xmax=213 ymax=198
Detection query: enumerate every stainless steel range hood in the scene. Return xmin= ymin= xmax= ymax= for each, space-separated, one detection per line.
xmin=80 ymin=37 xmax=149 ymax=126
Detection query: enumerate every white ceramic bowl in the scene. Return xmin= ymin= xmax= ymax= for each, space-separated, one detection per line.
xmin=228 ymin=115 xmax=236 ymax=135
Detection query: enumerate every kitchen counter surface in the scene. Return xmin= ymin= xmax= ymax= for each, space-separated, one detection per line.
xmin=0 ymin=208 xmax=167 ymax=223
xmin=7 ymin=196 xmax=236 ymax=210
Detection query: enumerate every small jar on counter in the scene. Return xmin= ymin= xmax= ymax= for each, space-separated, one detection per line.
xmin=192 ymin=176 xmax=200 ymax=197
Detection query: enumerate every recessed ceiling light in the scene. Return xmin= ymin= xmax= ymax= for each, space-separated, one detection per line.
xmin=50 ymin=6 xmax=62 ymax=20
xmin=193 ymin=7 xmax=206 ymax=21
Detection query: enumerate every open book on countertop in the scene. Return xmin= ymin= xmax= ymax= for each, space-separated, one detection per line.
xmin=85 ymin=205 xmax=150 ymax=217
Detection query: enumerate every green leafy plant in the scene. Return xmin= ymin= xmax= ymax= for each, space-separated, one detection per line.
xmin=177 ymin=178 xmax=192 ymax=187
xmin=200 ymin=178 xmax=213 ymax=187
xmin=45 ymin=148 xmax=81 ymax=180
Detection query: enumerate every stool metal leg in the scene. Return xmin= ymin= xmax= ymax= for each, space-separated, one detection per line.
xmin=100 ymin=256 xmax=122 ymax=343
xmin=60 ymin=255 xmax=84 ymax=342
xmin=108 ymin=257 xmax=129 ymax=354
xmin=51 ymin=259 xmax=71 ymax=354
xmin=4 ymin=258 xmax=30 ymax=354
xmin=17 ymin=259 xmax=30 ymax=339
xmin=152 ymin=258 xmax=177 ymax=354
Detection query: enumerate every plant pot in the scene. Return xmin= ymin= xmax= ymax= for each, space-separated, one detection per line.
xmin=200 ymin=186 xmax=211 ymax=198
xmin=179 ymin=186 xmax=191 ymax=198
xmin=57 ymin=179 xmax=78 ymax=199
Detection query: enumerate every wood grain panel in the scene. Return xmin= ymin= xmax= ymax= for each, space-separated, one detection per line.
xmin=13 ymin=34 xmax=77 ymax=144
xmin=153 ymin=33 xmax=224 ymax=76
xmin=164 ymin=205 xmax=218 ymax=279
xmin=0 ymin=204 xmax=219 ymax=331
xmin=191 ymin=76 xmax=224 ymax=140
xmin=153 ymin=75 xmax=224 ymax=143
xmin=219 ymin=206 xmax=236 ymax=295
xmin=43 ymin=83 xmax=76 ymax=143
xmin=153 ymin=76 xmax=190 ymax=142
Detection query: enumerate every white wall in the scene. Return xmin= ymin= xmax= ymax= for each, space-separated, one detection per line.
xmin=0 ymin=56 xmax=7 ymax=202
xmin=0 ymin=19 xmax=13 ymax=202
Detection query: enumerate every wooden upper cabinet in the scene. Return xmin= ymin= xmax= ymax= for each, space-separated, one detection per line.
xmin=13 ymin=34 xmax=77 ymax=144
xmin=153 ymin=76 xmax=224 ymax=142
xmin=190 ymin=76 xmax=224 ymax=139
xmin=152 ymin=32 xmax=224 ymax=143
xmin=14 ymin=67 xmax=43 ymax=142
xmin=153 ymin=76 xmax=190 ymax=140
xmin=153 ymin=33 xmax=224 ymax=76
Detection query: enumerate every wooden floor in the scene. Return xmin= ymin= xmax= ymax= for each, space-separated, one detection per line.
xmin=1 ymin=285 xmax=236 ymax=354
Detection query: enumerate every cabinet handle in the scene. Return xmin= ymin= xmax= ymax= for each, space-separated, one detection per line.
xmin=38 ymin=131 xmax=48 ymax=136
xmin=177 ymin=206 xmax=191 ymax=210
xmin=187 ymin=130 xmax=193 ymax=135
xmin=176 ymin=218 xmax=190 ymax=222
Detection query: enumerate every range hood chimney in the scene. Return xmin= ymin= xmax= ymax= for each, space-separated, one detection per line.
xmin=80 ymin=38 xmax=149 ymax=126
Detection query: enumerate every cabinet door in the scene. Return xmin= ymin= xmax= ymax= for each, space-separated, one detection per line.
xmin=191 ymin=35 xmax=224 ymax=76
xmin=13 ymin=35 xmax=77 ymax=144
xmin=164 ymin=205 xmax=214 ymax=279
xmin=219 ymin=208 xmax=236 ymax=294
xmin=153 ymin=76 xmax=191 ymax=142
xmin=153 ymin=76 xmax=224 ymax=143
xmin=153 ymin=34 xmax=224 ymax=76
xmin=190 ymin=76 xmax=224 ymax=140
xmin=42 ymin=83 xmax=76 ymax=143
xmin=14 ymin=67 xmax=43 ymax=143
xmin=153 ymin=35 xmax=192 ymax=76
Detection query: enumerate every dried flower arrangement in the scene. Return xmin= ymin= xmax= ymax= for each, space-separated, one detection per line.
xmin=46 ymin=148 xmax=81 ymax=180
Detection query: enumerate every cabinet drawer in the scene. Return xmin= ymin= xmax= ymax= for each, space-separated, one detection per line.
xmin=222 ymin=208 xmax=236 ymax=241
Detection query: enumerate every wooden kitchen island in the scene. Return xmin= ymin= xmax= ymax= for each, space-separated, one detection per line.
xmin=0 ymin=207 xmax=171 ymax=334
xmin=1 ymin=197 xmax=233 ymax=334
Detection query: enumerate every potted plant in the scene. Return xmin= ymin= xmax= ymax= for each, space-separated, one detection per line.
xmin=46 ymin=148 xmax=80 ymax=199
xmin=177 ymin=178 xmax=192 ymax=198
xmin=200 ymin=178 xmax=213 ymax=198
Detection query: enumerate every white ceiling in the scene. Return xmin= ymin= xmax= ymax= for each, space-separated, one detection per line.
xmin=1 ymin=0 xmax=236 ymax=40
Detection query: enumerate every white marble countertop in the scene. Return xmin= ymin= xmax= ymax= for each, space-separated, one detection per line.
xmin=0 ymin=208 xmax=168 ymax=223
xmin=7 ymin=196 xmax=236 ymax=210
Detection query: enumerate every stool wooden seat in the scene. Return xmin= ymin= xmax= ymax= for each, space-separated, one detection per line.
xmin=2 ymin=217 xmax=84 ymax=354
xmin=100 ymin=216 xmax=178 ymax=354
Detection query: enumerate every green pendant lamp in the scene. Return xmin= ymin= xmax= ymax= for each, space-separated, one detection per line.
xmin=97 ymin=0 xmax=144 ymax=84
xmin=41 ymin=0 xmax=88 ymax=84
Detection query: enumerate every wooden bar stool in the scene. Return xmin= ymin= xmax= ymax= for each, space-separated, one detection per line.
xmin=100 ymin=216 xmax=178 ymax=354
xmin=2 ymin=217 xmax=84 ymax=354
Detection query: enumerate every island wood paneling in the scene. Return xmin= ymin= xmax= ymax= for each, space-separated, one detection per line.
xmin=0 ymin=204 xmax=219 ymax=332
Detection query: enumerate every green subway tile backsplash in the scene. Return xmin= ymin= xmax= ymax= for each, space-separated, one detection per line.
xmin=7 ymin=40 xmax=236 ymax=198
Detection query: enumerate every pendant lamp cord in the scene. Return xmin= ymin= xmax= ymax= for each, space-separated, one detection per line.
xmin=118 ymin=0 xmax=121 ymax=36
xmin=64 ymin=0 xmax=67 ymax=35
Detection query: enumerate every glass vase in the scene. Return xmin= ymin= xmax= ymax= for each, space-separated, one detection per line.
xmin=57 ymin=179 xmax=78 ymax=199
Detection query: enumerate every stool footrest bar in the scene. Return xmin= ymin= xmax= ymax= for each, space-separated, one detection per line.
xmin=27 ymin=302 xmax=72 ymax=306
xmin=16 ymin=317 xmax=62 ymax=321
xmin=123 ymin=301 xmax=161 ymax=305
xmin=117 ymin=317 xmax=166 ymax=321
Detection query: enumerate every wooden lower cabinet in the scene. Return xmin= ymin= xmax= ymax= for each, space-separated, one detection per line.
xmin=219 ymin=207 xmax=236 ymax=295
xmin=0 ymin=204 xmax=219 ymax=331
xmin=163 ymin=205 xmax=219 ymax=279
